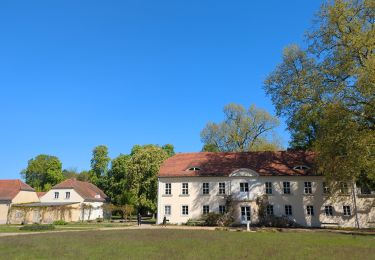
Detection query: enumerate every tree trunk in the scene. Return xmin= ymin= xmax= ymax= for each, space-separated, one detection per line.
xmin=351 ymin=182 xmax=360 ymax=229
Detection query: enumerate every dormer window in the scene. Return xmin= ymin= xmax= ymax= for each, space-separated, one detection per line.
xmin=293 ymin=165 xmax=310 ymax=170
xmin=95 ymin=194 xmax=101 ymax=199
xmin=187 ymin=167 xmax=201 ymax=171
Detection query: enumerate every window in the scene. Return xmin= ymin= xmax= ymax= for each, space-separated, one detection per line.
xmin=203 ymin=205 xmax=210 ymax=214
xmin=182 ymin=183 xmax=189 ymax=195
xmin=323 ymin=182 xmax=330 ymax=194
xmin=165 ymin=205 xmax=171 ymax=216
xmin=240 ymin=182 xmax=249 ymax=192
xmin=188 ymin=167 xmax=201 ymax=171
xmin=219 ymin=182 xmax=226 ymax=195
xmin=343 ymin=206 xmax=351 ymax=216
xmin=265 ymin=182 xmax=272 ymax=195
xmin=325 ymin=206 xmax=333 ymax=216
xmin=202 ymin=183 xmax=209 ymax=195
xmin=165 ymin=183 xmax=171 ymax=195
xmin=54 ymin=192 xmax=59 ymax=199
xmin=241 ymin=206 xmax=251 ymax=221
xmin=266 ymin=205 xmax=274 ymax=216
xmin=306 ymin=205 xmax=314 ymax=216
xmin=182 ymin=205 xmax=189 ymax=216
xmin=219 ymin=205 xmax=226 ymax=214
xmin=340 ymin=182 xmax=349 ymax=194
xmin=65 ymin=192 xmax=70 ymax=199
xmin=283 ymin=182 xmax=291 ymax=194
xmin=285 ymin=205 xmax=293 ymax=216
xmin=304 ymin=182 xmax=312 ymax=194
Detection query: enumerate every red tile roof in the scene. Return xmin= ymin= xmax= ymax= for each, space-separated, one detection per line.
xmin=159 ymin=151 xmax=316 ymax=177
xmin=52 ymin=178 xmax=108 ymax=202
xmin=36 ymin=192 xmax=46 ymax=198
xmin=0 ymin=180 xmax=35 ymax=201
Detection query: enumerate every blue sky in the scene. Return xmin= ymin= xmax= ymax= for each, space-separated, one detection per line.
xmin=0 ymin=0 xmax=322 ymax=179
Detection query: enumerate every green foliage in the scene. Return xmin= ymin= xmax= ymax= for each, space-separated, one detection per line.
xmin=127 ymin=145 xmax=169 ymax=213
xmin=53 ymin=220 xmax=68 ymax=225
xmin=19 ymin=224 xmax=55 ymax=231
xmin=90 ymin=145 xmax=110 ymax=181
xmin=21 ymin=154 xmax=63 ymax=191
xmin=200 ymin=103 xmax=281 ymax=152
xmin=264 ymin=0 xmax=375 ymax=183
xmin=314 ymin=103 xmax=375 ymax=182
xmin=104 ymin=144 xmax=170 ymax=213
xmin=162 ymin=144 xmax=175 ymax=157
xmin=201 ymin=143 xmax=220 ymax=152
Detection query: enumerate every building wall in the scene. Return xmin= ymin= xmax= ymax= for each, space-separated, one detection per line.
xmin=12 ymin=191 xmax=40 ymax=204
xmin=40 ymin=189 xmax=84 ymax=203
xmin=0 ymin=203 xmax=10 ymax=224
xmin=157 ymin=176 xmax=375 ymax=228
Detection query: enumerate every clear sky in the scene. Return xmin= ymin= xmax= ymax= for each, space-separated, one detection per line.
xmin=0 ymin=0 xmax=323 ymax=179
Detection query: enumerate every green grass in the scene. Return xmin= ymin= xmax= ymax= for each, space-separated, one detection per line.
xmin=0 ymin=229 xmax=374 ymax=259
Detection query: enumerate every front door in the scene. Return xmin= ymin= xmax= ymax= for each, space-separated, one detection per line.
xmin=33 ymin=209 xmax=40 ymax=224
xmin=241 ymin=206 xmax=251 ymax=224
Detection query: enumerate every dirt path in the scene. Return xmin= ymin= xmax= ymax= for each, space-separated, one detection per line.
xmin=0 ymin=224 xmax=217 ymax=237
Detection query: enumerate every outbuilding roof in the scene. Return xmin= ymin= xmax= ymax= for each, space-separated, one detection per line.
xmin=0 ymin=180 xmax=35 ymax=201
xmin=159 ymin=151 xmax=316 ymax=177
xmin=52 ymin=178 xmax=108 ymax=202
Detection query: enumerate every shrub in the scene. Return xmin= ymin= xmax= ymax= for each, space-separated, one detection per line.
xmin=204 ymin=213 xmax=222 ymax=226
xmin=19 ymin=224 xmax=55 ymax=231
xmin=53 ymin=220 xmax=68 ymax=225
xmin=96 ymin=218 xmax=104 ymax=223
xmin=258 ymin=215 xmax=301 ymax=228
xmin=185 ymin=218 xmax=205 ymax=226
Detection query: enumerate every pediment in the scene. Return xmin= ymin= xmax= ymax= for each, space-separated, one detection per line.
xmin=229 ymin=168 xmax=259 ymax=177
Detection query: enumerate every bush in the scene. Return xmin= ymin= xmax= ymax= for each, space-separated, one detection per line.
xmin=19 ymin=224 xmax=55 ymax=231
xmin=204 ymin=213 xmax=222 ymax=226
xmin=258 ymin=215 xmax=301 ymax=228
xmin=53 ymin=220 xmax=68 ymax=225
xmin=185 ymin=218 xmax=205 ymax=226
xmin=96 ymin=218 xmax=104 ymax=223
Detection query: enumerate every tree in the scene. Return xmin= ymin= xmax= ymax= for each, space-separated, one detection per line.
xmin=200 ymin=103 xmax=281 ymax=152
xmin=264 ymin=0 xmax=374 ymax=149
xmin=126 ymin=145 xmax=169 ymax=213
xmin=162 ymin=144 xmax=175 ymax=157
xmin=90 ymin=145 xmax=110 ymax=184
xmin=21 ymin=154 xmax=64 ymax=191
xmin=202 ymin=143 xmax=220 ymax=152
xmin=62 ymin=168 xmax=79 ymax=179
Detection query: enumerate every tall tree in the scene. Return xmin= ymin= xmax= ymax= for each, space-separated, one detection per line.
xmin=264 ymin=0 xmax=375 ymax=183
xmin=90 ymin=145 xmax=110 ymax=184
xmin=21 ymin=154 xmax=63 ymax=191
xmin=127 ymin=145 xmax=169 ymax=213
xmin=200 ymin=103 xmax=281 ymax=152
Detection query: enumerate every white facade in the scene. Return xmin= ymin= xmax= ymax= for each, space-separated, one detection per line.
xmin=41 ymin=188 xmax=105 ymax=221
xmin=157 ymin=171 xmax=375 ymax=228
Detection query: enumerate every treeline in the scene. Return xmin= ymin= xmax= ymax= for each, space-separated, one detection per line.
xmin=21 ymin=144 xmax=175 ymax=214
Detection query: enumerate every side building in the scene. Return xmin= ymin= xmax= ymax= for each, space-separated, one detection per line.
xmin=0 ymin=180 xmax=39 ymax=224
xmin=157 ymin=151 xmax=375 ymax=228
xmin=5 ymin=178 xmax=108 ymax=224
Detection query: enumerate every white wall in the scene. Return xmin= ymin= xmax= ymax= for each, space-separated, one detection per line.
xmin=157 ymin=176 xmax=375 ymax=228
xmin=40 ymin=189 xmax=84 ymax=203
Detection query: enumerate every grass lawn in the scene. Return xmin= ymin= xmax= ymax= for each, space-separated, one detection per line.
xmin=0 ymin=229 xmax=374 ymax=259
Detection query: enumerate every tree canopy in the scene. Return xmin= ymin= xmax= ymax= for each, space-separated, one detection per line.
xmin=21 ymin=154 xmax=64 ymax=191
xmin=200 ymin=103 xmax=282 ymax=152
xmin=264 ymin=0 xmax=374 ymax=182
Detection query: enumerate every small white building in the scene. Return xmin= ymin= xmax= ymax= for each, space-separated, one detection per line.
xmin=39 ymin=178 xmax=108 ymax=222
xmin=157 ymin=151 xmax=375 ymax=228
